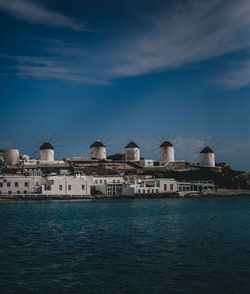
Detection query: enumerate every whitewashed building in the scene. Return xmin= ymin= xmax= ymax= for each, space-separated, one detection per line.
xmin=132 ymin=178 xmax=177 ymax=194
xmin=96 ymin=183 xmax=134 ymax=197
xmin=93 ymin=175 xmax=124 ymax=185
xmin=41 ymin=175 xmax=91 ymax=196
xmin=177 ymin=181 xmax=217 ymax=194
xmin=93 ymin=175 xmax=134 ymax=196
xmin=139 ymin=159 xmax=154 ymax=167
xmin=0 ymin=174 xmax=42 ymax=195
xmin=0 ymin=174 xmax=92 ymax=196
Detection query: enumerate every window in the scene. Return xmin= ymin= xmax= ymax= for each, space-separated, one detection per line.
xmin=7 ymin=182 xmax=11 ymax=187
xmin=17 ymin=191 xmax=20 ymax=194
xmin=156 ymin=189 xmax=158 ymax=193
xmin=0 ymin=183 xmax=3 ymax=187
xmin=138 ymin=189 xmax=140 ymax=193
xmin=104 ymin=180 xmax=107 ymax=184
xmin=82 ymin=185 xmax=85 ymax=190
xmin=45 ymin=185 xmax=51 ymax=191
xmin=148 ymin=189 xmax=150 ymax=193
xmin=143 ymin=189 xmax=145 ymax=194
xmin=24 ymin=191 xmax=27 ymax=194
xmin=0 ymin=191 xmax=1 ymax=195
xmin=59 ymin=185 xmax=63 ymax=191
xmin=15 ymin=182 xmax=18 ymax=187
xmin=100 ymin=180 xmax=102 ymax=184
xmin=24 ymin=182 xmax=28 ymax=187
xmin=170 ymin=184 xmax=174 ymax=191
xmin=164 ymin=184 xmax=167 ymax=191
xmin=68 ymin=185 xmax=71 ymax=191
xmin=8 ymin=191 xmax=11 ymax=194
xmin=152 ymin=189 xmax=154 ymax=193
xmin=95 ymin=180 xmax=98 ymax=184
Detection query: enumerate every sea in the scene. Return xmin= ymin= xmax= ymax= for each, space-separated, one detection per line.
xmin=1 ymin=197 xmax=250 ymax=294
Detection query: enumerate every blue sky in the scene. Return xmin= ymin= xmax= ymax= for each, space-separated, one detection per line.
xmin=0 ymin=0 xmax=250 ymax=170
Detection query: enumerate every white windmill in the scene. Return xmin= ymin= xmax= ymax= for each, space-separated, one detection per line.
xmin=125 ymin=141 xmax=140 ymax=161
xmin=90 ymin=140 xmax=107 ymax=160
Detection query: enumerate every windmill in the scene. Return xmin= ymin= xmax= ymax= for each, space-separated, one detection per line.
xmin=125 ymin=141 xmax=140 ymax=161
xmin=85 ymin=133 xmax=112 ymax=160
xmin=30 ymin=131 xmax=63 ymax=161
xmin=152 ymin=132 xmax=180 ymax=163
xmin=192 ymin=136 xmax=221 ymax=167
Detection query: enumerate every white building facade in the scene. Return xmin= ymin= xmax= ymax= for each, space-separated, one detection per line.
xmin=0 ymin=174 xmax=92 ymax=196
xmin=132 ymin=178 xmax=177 ymax=194
xmin=0 ymin=175 xmax=42 ymax=195
xmin=41 ymin=175 xmax=91 ymax=196
xmin=139 ymin=159 xmax=154 ymax=167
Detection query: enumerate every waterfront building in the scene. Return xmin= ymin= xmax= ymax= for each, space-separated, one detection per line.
xmin=0 ymin=174 xmax=42 ymax=195
xmin=125 ymin=141 xmax=140 ymax=161
xmin=93 ymin=175 xmax=124 ymax=185
xmin=177 ymin=181 xmax=217 ymax=193
xmin=0 ymin=174 xmax=92 ymax=196
xmin=96 ymin=183 xmax=134 ymax=197
xmin=41 ymin=174 xmax=91 ymax=196
xmin=132 ymin=178 xmax=178 ymax=194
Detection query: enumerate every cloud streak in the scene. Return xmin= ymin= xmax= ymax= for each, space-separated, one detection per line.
xmin=215 ymin=61 xmax=250 ymax=88
xmin=2 ymin=0 xmax=250 ymax=85
xmin=0 ymin=0 xmax=87 ymax=31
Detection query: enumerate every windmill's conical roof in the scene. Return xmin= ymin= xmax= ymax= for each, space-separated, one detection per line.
xmin=160 ymin=141 xmax=173 ymax=147
xmin=200 ymin=146 xmax=214 ymax=153
xmin=90 ymin=140 xmax=106 ymax=148
xmin=40 ymin=141 xmax=54 ymax=150
xmin=125 ymin=141 xmax=139 ymax=149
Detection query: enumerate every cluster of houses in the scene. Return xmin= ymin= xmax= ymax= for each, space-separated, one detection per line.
xmin=0 ymin=171 xmax=217 ymax=198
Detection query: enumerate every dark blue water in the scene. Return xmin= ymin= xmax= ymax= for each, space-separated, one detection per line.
xmin=1 ymin=197 xmax=250 ymax=293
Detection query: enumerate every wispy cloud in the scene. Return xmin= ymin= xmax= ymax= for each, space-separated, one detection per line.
xmin=214 ymin=61 xmax=250 ymax=88
xmin=105 ymin=0 xmax=250 ymax=79
xmin=0 ymin=0 xmax=87 ymax=31
xmin=2 ymin=0 xmax=250 ymax=85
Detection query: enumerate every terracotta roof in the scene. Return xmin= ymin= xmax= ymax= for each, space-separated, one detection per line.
xmin=90 ymin=140 xmax=106 ymax=148
xmin=125 ymin=141 xmax=139 ymax=149
xmin=200 ymin=146 xmax=214 ymax=153
xmin=40 ymin=141 xmax=54 ymax=150
xmin=160 ymin=141 xmax=173 ymax=147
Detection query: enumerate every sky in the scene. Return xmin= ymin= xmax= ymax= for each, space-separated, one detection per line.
xmin=0 ymin=0 xmax=250 ymax=171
